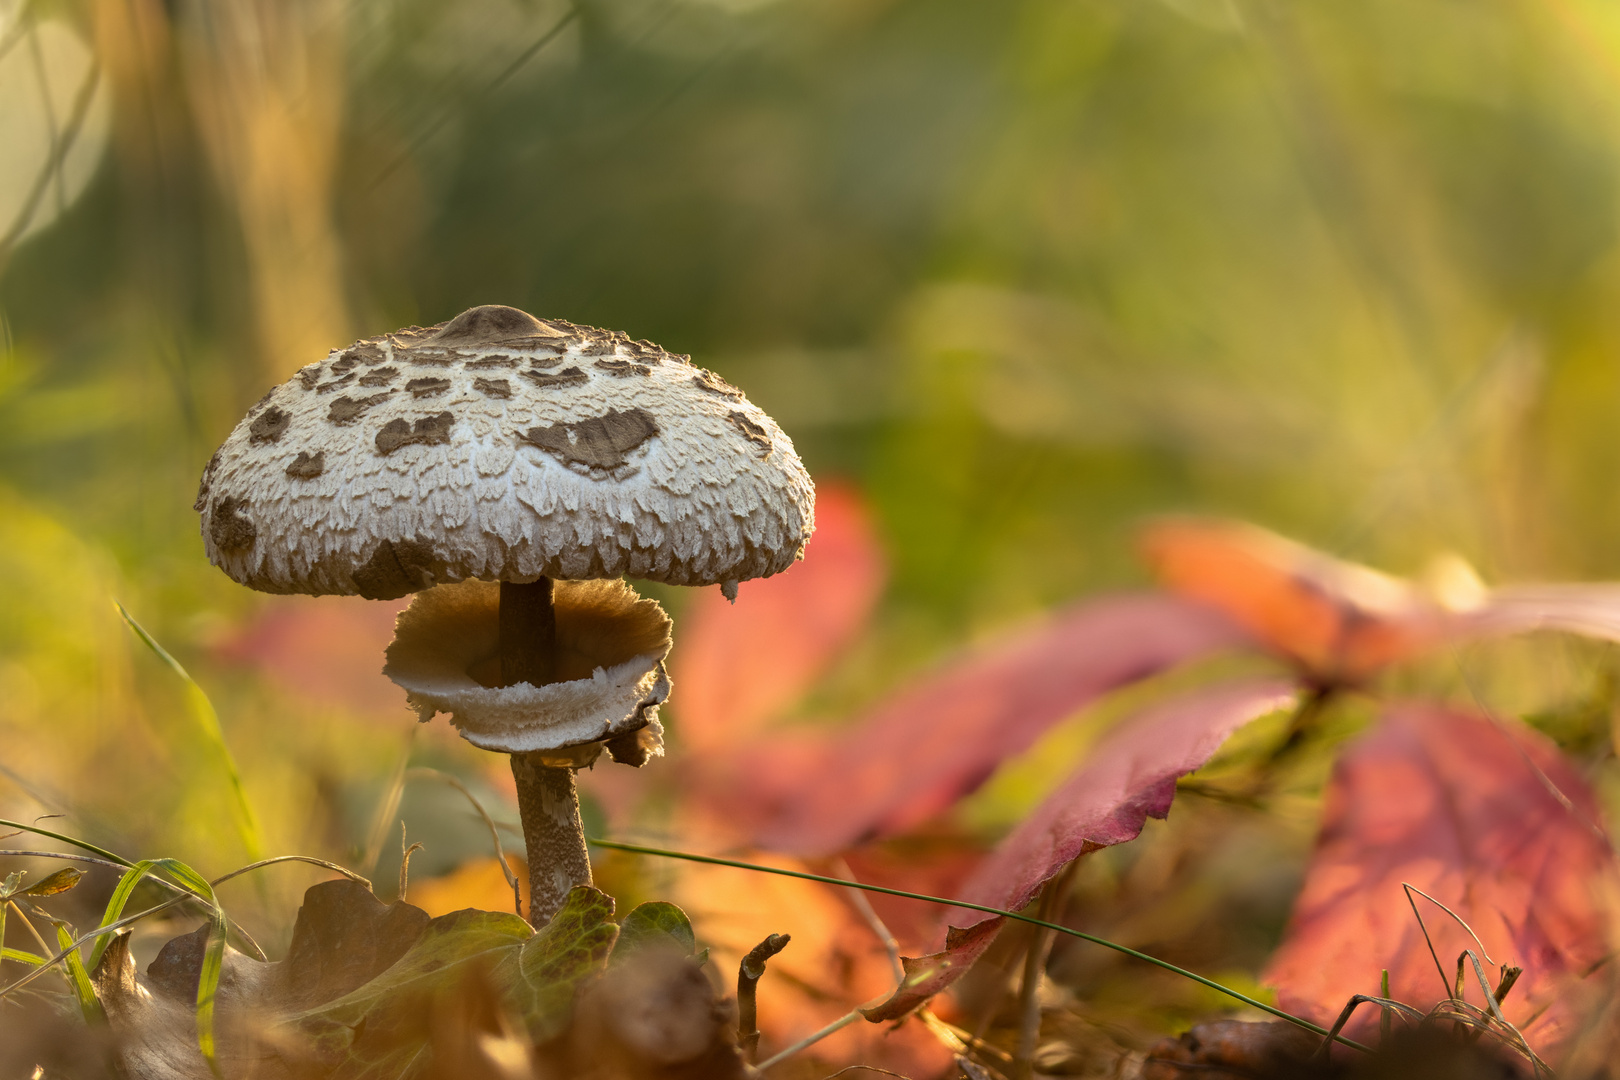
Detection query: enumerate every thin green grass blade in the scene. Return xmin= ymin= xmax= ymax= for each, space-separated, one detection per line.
xmin=116 ymin=603 xmax=264 ymax=861
xmin=53 ymin=922 xmax=105 ymax=1025
xmin=587 ymin=837 xmax=1374 ymax=1055
xmin=87 ymin=859 xmax=158 ymax=970
xmin=149 ymin=858 xmax=227 ymax=1077
xmin=1 ymin=946 xmax=46 ymax=966
xmin=194 ymin=905 xmax=228 ymax=1079
xmin=0 ymin=817 xmax=130 ymax=866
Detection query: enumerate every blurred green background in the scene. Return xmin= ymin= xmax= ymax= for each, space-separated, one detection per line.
xmin=7 ymin=0 xmax=1620 ymax=1052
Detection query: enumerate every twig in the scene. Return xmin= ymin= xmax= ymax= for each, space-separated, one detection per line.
xmin=755 ymin=1008 xmax=864 ymax=1071
xmin=0 ymin=59 xmax=100 ymax=268
xmin=831 ymin=858 xmax=902 ymax=982
xmin=738 ymin=932 xmax=791 ymax=1062
xmin=398 ymin=823 xmax=424 ymax=902
xmin=1310 ymin=996 xmax=1426 ymax=1064
xmin=5 ymin=901 xmax=53 ymax=962
xmin=405 ymin=767 xmax=520 ymax=917
xmin=1404 ymin=884 xmax=1456 ymax=1001
xmin=1013 ymin=872 xmax=1070 ymax=1080
xmin=0 ymin=0 xmax=41 ymax=67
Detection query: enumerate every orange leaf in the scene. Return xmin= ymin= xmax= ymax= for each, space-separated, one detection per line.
xmin=1140 ymin=518 xmax=1447 ymax=685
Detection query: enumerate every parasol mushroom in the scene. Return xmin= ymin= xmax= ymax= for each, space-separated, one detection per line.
xmin=196 ymin=304 xmax=815 ymax=923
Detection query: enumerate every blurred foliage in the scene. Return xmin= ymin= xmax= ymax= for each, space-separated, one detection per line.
xmin=8 ymin=0 xmax=1620 ymax=1065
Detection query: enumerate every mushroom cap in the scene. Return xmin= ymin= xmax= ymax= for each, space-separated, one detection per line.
xmin=196 ymin=305 xmax=815 ymax=599
xmin=383 ymin=578 xmax=671 ymax=754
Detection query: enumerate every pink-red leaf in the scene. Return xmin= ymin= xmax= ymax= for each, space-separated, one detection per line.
xmin=215 ymin=594 xmax=410 ymax=717
xmin=704 ymin=593 xmax=1253 ymax=856
xmin=863 ymin=679 xmax=1297 ymax=1021
xmin=1263 ymin=704 xmax=1619 ymax=1053
xmin=671 ymin=480 xmax=886 ymax=751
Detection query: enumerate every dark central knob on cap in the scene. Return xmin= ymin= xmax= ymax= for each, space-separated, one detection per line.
xmin=434 ymin=305 xmax=545 ymax=344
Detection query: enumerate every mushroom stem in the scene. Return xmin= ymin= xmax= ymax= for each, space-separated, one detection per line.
xmin=500 ymin=578 xmax=557 ymax=687
xmin=498 ymin=577 xmax=590 ymax=926
xmin=510 ymin=752 xmax=592 ymax=925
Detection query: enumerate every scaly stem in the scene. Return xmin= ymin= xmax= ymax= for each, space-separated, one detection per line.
xmin=499 ymin=577 xmax=590 ymax=926
xmin=510 ymin=753 xmax=591 ymax=925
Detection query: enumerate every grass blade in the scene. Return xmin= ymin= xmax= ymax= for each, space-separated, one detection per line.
xmin=1 ymin=946 xmax=46 ymax=966
xmin=87 ymin=859 xmax=158 ymax=970
xmin=53 ymin=921 xmax=105 ymax=1025
xmin=116 ymin=603 xmax=264 ymax=861
xmin=151 ymin=859 xmax=228 ymax=1077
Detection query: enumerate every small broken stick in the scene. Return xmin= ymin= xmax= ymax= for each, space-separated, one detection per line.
xmin=737 ymin=932 xmax=791 ymax=1062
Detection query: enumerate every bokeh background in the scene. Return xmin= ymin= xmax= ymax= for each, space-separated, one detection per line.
xmin=8 ymin=0 xmax=1620 ymax=1071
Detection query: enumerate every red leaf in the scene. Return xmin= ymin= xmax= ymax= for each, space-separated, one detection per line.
xmin=703 ymin=593 xmax=1252 ymax=855
xmin=1140 ymin=518 xmax=1448 ymax=685
xmin=671 ymin=480 xmax=886 ymax=751
xmin=862 ymin=679 xmax=1297 ymax=1021
xmin=215 ymin=594 xmax=410 ymax=716
xmin=1263 ymin=704 xmax=1619 ymax=1053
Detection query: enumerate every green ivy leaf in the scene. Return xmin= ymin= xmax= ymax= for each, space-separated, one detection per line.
xmin=507 ymin=886 xmax=619 ymax=1043
xmin=612 ymin=901 xmax=695 ymax=962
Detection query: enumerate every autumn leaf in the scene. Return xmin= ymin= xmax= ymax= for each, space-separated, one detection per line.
xmin=701 ymin=592 xmax=1251 ymax=855
xmin=1139 ymin=518 xmax=1449 ymax=685
xmin=863 ymin=679 xmax=1297 ymax=1021
xmin=1141 ymin=517 xmax=1620 ymax=686
xmin=215 ymin=593 xmax=411 ymax=717
xmin=1262 ymin=704 xmax=1620 ymax=1053
xmin=671 ymin=479 xmax=887 ymax=751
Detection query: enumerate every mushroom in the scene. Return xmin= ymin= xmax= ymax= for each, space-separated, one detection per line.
xmin=196 ymin=304 xmax=815 ymax=923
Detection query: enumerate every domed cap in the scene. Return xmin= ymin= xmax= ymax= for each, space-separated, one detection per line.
xmin=195 ymin=305 xmax=815 ymax=599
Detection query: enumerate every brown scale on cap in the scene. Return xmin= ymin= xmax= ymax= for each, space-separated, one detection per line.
xmin=473 ymin=378 xmax=512 ymax=399
xmin=329 ymin=394 xmax=391 ymax=424
xmin=519 ymin=408 xmax=660 ymax=472
xmin=728 ymin=412 xmax=772 ymax=454
xmin=249 ymin=406 xmax=290 ymax=444
xmin=522 ymin=366 xmax=588 ymax=389
xmin=209 ymin=496 xmax=256 ymax=550
xmin=286 ymin=451 xmax=325 ymax=478
xmin=406 ymin=377 xmax=452 ymax=398
xmin=464 ymin=355 xmax=520 ymax=370
xmin=316 ymin=371 xmax=357 ymax=394
xmin=354 ymin=537 xmax=438 ymax=600
xmin=343 ymin=342 xmax=386 ymax=365
xmin=693 ymin=370 xmax=743 ymax=399
xmin=193 ymin=450 xmax=222 ymax=511
xmin=358 ymin=367 xmax=398 ymax=387
xmin=595 ymin=359 xmax=651 ymax=377
xmin=376 ymin=412 xmax=454 ymax=454
xmin=297 ymin=368 xmax=320 ymax=390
